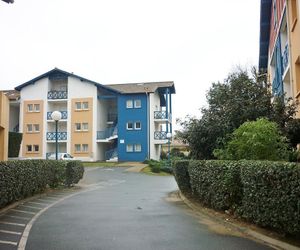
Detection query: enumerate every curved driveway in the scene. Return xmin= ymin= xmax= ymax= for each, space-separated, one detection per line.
xmin=24 ymin=167 xmax=272 ymax=250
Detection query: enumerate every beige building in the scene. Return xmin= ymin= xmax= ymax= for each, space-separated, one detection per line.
xmin=0 ymin=92 xmax=9 ymax=161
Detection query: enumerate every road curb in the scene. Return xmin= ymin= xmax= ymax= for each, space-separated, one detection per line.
xmin=179 ymin=192 xmax=300 ymax=250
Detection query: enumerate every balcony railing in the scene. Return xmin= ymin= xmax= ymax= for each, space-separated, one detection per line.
xmin=154 ymin=131 xmax=167 ymax=140
xmin=46 ymin=132 xmax=67 ymax=141
xmin=48 ymin=90 xmax=68 ymax=100
xmin=107 ymin=113 xmax=117 ymax=123
xmin=47 ymin=111 xmax=68 ymax=120
xmin=105 ymin=148 xmax=118 ymax=160
xmin=282 ymin=43 xmax=289 ymax=73
xmin=97 ymin=126 xmax=118 ymax=140
xmin=154 ymin=111 xmax=167 ymax=120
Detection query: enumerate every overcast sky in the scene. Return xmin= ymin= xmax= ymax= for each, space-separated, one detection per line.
xmin=0 ymin=0 xmax=260 ymax=129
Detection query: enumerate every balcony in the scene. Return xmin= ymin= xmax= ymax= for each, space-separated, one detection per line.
xmin=154 ymin=131 xmax=167 ymax=140
xmin=48 ymin=90 xmax=68 ymax=100
xmin=105 ymin=148 xmax=118 ymax=161
xmin=47 ymin=111 xmax=68 ymax=120
xmin=154 ymin=111 xmax=172 ymax=123
xmin=97 ymin=126 xmax=118 ymax=141
xmin=46 ymin=132 xmax=67 ymax=141
xmin=282 ymin=43 xmax=289 ymax=73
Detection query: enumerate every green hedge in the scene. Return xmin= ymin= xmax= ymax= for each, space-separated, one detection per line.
xmin=0 ymin=160 xmax=84 ymax=208
xmin=173 ymin=160 xmax=191 ymax=195
xmin=188 ymin=160 xmax=241 ymax=210
xmin=173 ymin=160 xmax=300 ymax=236
xmin=238 ymin=161 xmax=300 ymax=235
xmin=8 ymin=132 xmax=23 ymax=157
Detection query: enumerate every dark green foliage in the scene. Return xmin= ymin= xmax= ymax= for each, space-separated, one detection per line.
xmin=173 ymin=160 xmax=191 ymax=195
xmin=173 ymin=160 xmax=300 ymax=236
xmin=171 ymin=148 xmax=185 ymax=158
xmin=65 ymin=161 xmax=84 ymax=187
xmin=285 ymin=119 xmax=300 ymax=148
xmin=188 ymin=160 xmax=241 ymax=210
xmin=0 ymin=160 xmax=84 ymax=208
xmin=160 ymin=151 xmax=167 ymax=160
xmin=176 ymin=68 xmax=297 ymax=159
xmin=238 ymin=161 xmax=300 ymax=235
xmin=148 ymin=160 xmax=161 ymax=173
xmin=8 ymin=132 xmax=23 ymax=157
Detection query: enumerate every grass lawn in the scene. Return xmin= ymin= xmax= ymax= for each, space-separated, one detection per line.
xmin=82 ymin=162 xmax=118 ymax=167
xmin=142 ymin=166 xmax=172 ymax=176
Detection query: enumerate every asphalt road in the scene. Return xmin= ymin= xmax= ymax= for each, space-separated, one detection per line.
xmin=2 ymin=167 xmax=273 ymax=250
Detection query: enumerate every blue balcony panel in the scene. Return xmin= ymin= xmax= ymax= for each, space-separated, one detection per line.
xmin=47 ymin=111 xmax=68 ymax=120
xmin=282 ymin=43 xmax=289 ymax=73
xmin=154 ymin=131 xmax=167 ymax=140
xmin=46 ymin=132 xmax=67 ymax=141
xmin=48 ymin=90 xmax=68 ymax=100
xmin=97 ymin=126 xmax=118 ymax=140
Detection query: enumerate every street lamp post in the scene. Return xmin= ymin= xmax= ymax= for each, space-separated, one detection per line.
xmin=51 ymin=111 xmax=62 ymax=160
xmin=166 ymin=132 xmax=172 ymax=166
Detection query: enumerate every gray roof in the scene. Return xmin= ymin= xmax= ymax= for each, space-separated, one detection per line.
xmin=107 ymin=81 xmax=175 ymax=94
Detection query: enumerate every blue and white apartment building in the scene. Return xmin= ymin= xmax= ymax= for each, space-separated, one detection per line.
xmin=12 ymin=68 xmax=175 ymax=162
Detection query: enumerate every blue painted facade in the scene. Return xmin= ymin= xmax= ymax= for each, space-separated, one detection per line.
xmin=117 ymin=94 xmax=148 ymax=161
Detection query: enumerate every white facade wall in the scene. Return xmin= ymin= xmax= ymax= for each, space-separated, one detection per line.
xmin=149 ymin=91 xmax=162 ymax=160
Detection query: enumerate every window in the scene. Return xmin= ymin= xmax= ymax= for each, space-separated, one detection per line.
xmin=134 ymin=99 xmax=141 ymax=108
xmin=75 ymin=102 xmax=82 ymax=110
xmin=127 ymin=122 xmax=133 ymax=130
xmin=126 ymin=100 xmax=133 ymax=108
xmin=34 ymin=124 xmax=40 ymax=132
xmin=27 ymin=124 xmax=33 ymax=132
xmin=135 ymin=144 xmax=142 ymax=152
xmin=75 ymin=144 xmax=81 ymax=152
xmin=27 ymin=104 xmax=33 ymax=112
xmin=33 ymin=145 xmax=39 ymax=152
xmin=82 ymin=123 xmax=89 ymax=131
xmin=126 ymin=144 xmax=133 ymax=152
xmin=34 ymin=104 xmax=40 ymax=112
xmin=82 ymin=144 xmax=88 ymax=152
xmin=26 ymin=145 xmax=32 ymax=152
xmin=135 ymin=122 xmax=141 ymax=130
xmin=82 ymin=102 xmax=89 ymax=110
xmin=75 ymin=123 xmax=81 ymax=131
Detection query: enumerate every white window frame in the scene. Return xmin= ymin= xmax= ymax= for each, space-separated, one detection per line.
xmin=134 ymin=144 xmax=142 ymax=152
xmin=75 ymin=123 xmax=81 ymax=131
xmin=34 ymin=124 xmax=40 ymax=132
xmin=82 ymin=144 xmax=88 ymax=152
xmin=75 ymin=144 xmax=81 ymax=152
xmin=26 ymin=145 xmax=32 ymax=152
xmin=134 ymin=99 xmax=141 ymax=108
xmin=82 ymin=123 xmax=89 ymax=131
xmin=126 ymin=100 xmax=133 ymax=109
xmin=126 ymin=122 xmax=133 ymax=130
xmin=27 ymin=124 xmax=33 ymax=133
xmin=82 ymin=102 xmax=89 ymax=110
xmin=27 ymin=104 xmax=33 ymax=112
xmin=33 ymin=144 xmax=39 ymax=152
xmin=75 ymin=102 xmax=82 ymax=110
xmin=126 ymin=144 xmax=134 ymax=152
xmin=134 ymin=121 xmax=141 ymax=130
xmin=34 ymin=104 xmax=40 ymax=112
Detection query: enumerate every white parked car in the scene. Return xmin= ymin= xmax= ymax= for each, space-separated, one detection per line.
xmin=47 ymin=153 xmax=75 ymax=161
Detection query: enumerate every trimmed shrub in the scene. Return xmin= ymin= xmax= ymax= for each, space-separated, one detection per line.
xmin=238 ymin=161 xmax=300 ymax=235
xmin=0 ymin=160 xmax=84 ymax=209
xmin=173 ymin=160 xmax=191 ymax=195
xmin=65 ymin=161 xmax=84 ymax=187
xmin=8 ymin=132 xmax=23 ymax=157
xmin=188 ymin=160 xmax=242 ymax=211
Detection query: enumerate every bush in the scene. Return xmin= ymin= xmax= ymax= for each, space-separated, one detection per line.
xmin=173 ymin=160 xmax=191 ymax=195
xmin=214 ymin=118 xmax=289 ymax=161
xmin=0 ymin=160 xmax=84 ymax=209
xmin=238 ymin=161 xmax=300 ymax=235
xmin=8 ymin=132 xmax=23 ymax=157
xmin=188 ymin=160 xmax=241 ymax=210
xmin=65 ymin=161 xmax=84 ymax=187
